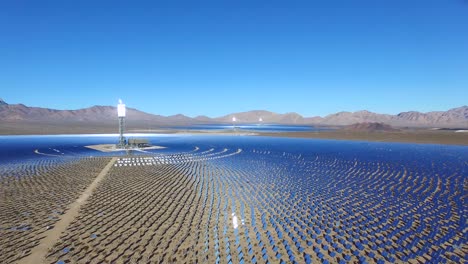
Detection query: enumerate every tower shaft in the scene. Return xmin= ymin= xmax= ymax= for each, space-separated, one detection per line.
xmin=118 ymin=116 xmax=125 ymax=147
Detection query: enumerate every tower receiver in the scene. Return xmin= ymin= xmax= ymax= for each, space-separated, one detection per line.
xmin=117 ymin=99 xmax=126 ymax=147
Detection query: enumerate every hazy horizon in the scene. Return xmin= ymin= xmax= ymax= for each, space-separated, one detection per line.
xmin=1 ymin=1 xmax=467 ymax=117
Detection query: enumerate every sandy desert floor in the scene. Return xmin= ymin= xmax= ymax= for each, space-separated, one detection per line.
xmin=2 ymin=125 xmax=467 ymax=146
xmin=131 ymin=128 xmax=468 ymax=146
xmin=257 ymin=130 xmax=468 ymax=146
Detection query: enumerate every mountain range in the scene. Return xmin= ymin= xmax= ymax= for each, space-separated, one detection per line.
xmin=0 ymin=98 xmax=467 ymax=134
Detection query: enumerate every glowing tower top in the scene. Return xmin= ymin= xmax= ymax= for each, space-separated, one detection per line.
xmin=117 ymin=99 xmax=126 ymax=117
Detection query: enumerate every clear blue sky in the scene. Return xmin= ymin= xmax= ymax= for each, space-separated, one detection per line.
xmin=1 ymin=0 xmax=467 ymax=117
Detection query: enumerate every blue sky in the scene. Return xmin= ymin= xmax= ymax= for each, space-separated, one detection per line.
xmin=1 ymin=0 xmax=467 ymax=117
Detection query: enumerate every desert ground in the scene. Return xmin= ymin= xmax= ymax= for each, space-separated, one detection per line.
xmin=256 ymin=130 xmax=468 ymax=146
xmin=166 ymin=128 xmax=468 ymax=146
xmin=1 ymin=122 xmax=466 ymax=146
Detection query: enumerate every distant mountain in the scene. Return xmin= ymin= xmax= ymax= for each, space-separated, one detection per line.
xmin=0 ymin=103 xmax=167 ymax=124
xmin=194 ymin=115 xmax=212 ymax=122
xmin=0 ymin=100 xmax=198 ymax=134
xmin=0 ymin=99 xmax=467 ymax=134
xmin=396 ymin=106 xmax=468 ymax=127
xmin=316 ymin=106 xmax=468 ymax=128
xmin=319 ymin=110 xmax=392 ymax=126
xmin=343 ymin=122 xmax=399 ymax=132
xmin=223 ymin=107 xmax=468 ymax=128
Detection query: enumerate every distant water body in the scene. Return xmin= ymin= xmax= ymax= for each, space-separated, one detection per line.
xmin=168 ymin=124 xmax=329 ymax=132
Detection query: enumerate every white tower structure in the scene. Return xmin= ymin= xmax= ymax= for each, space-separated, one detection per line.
xmin=232 ymin=116 xmax=237 ymax=129
xmin=117 ymin=99 xmax=126 ymax=147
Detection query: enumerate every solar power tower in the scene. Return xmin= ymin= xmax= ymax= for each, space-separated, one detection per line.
xmin=117 ymin=99 xmax=126 ymax=147
xmin=232 ymin=116 xmax=237 ymax=129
